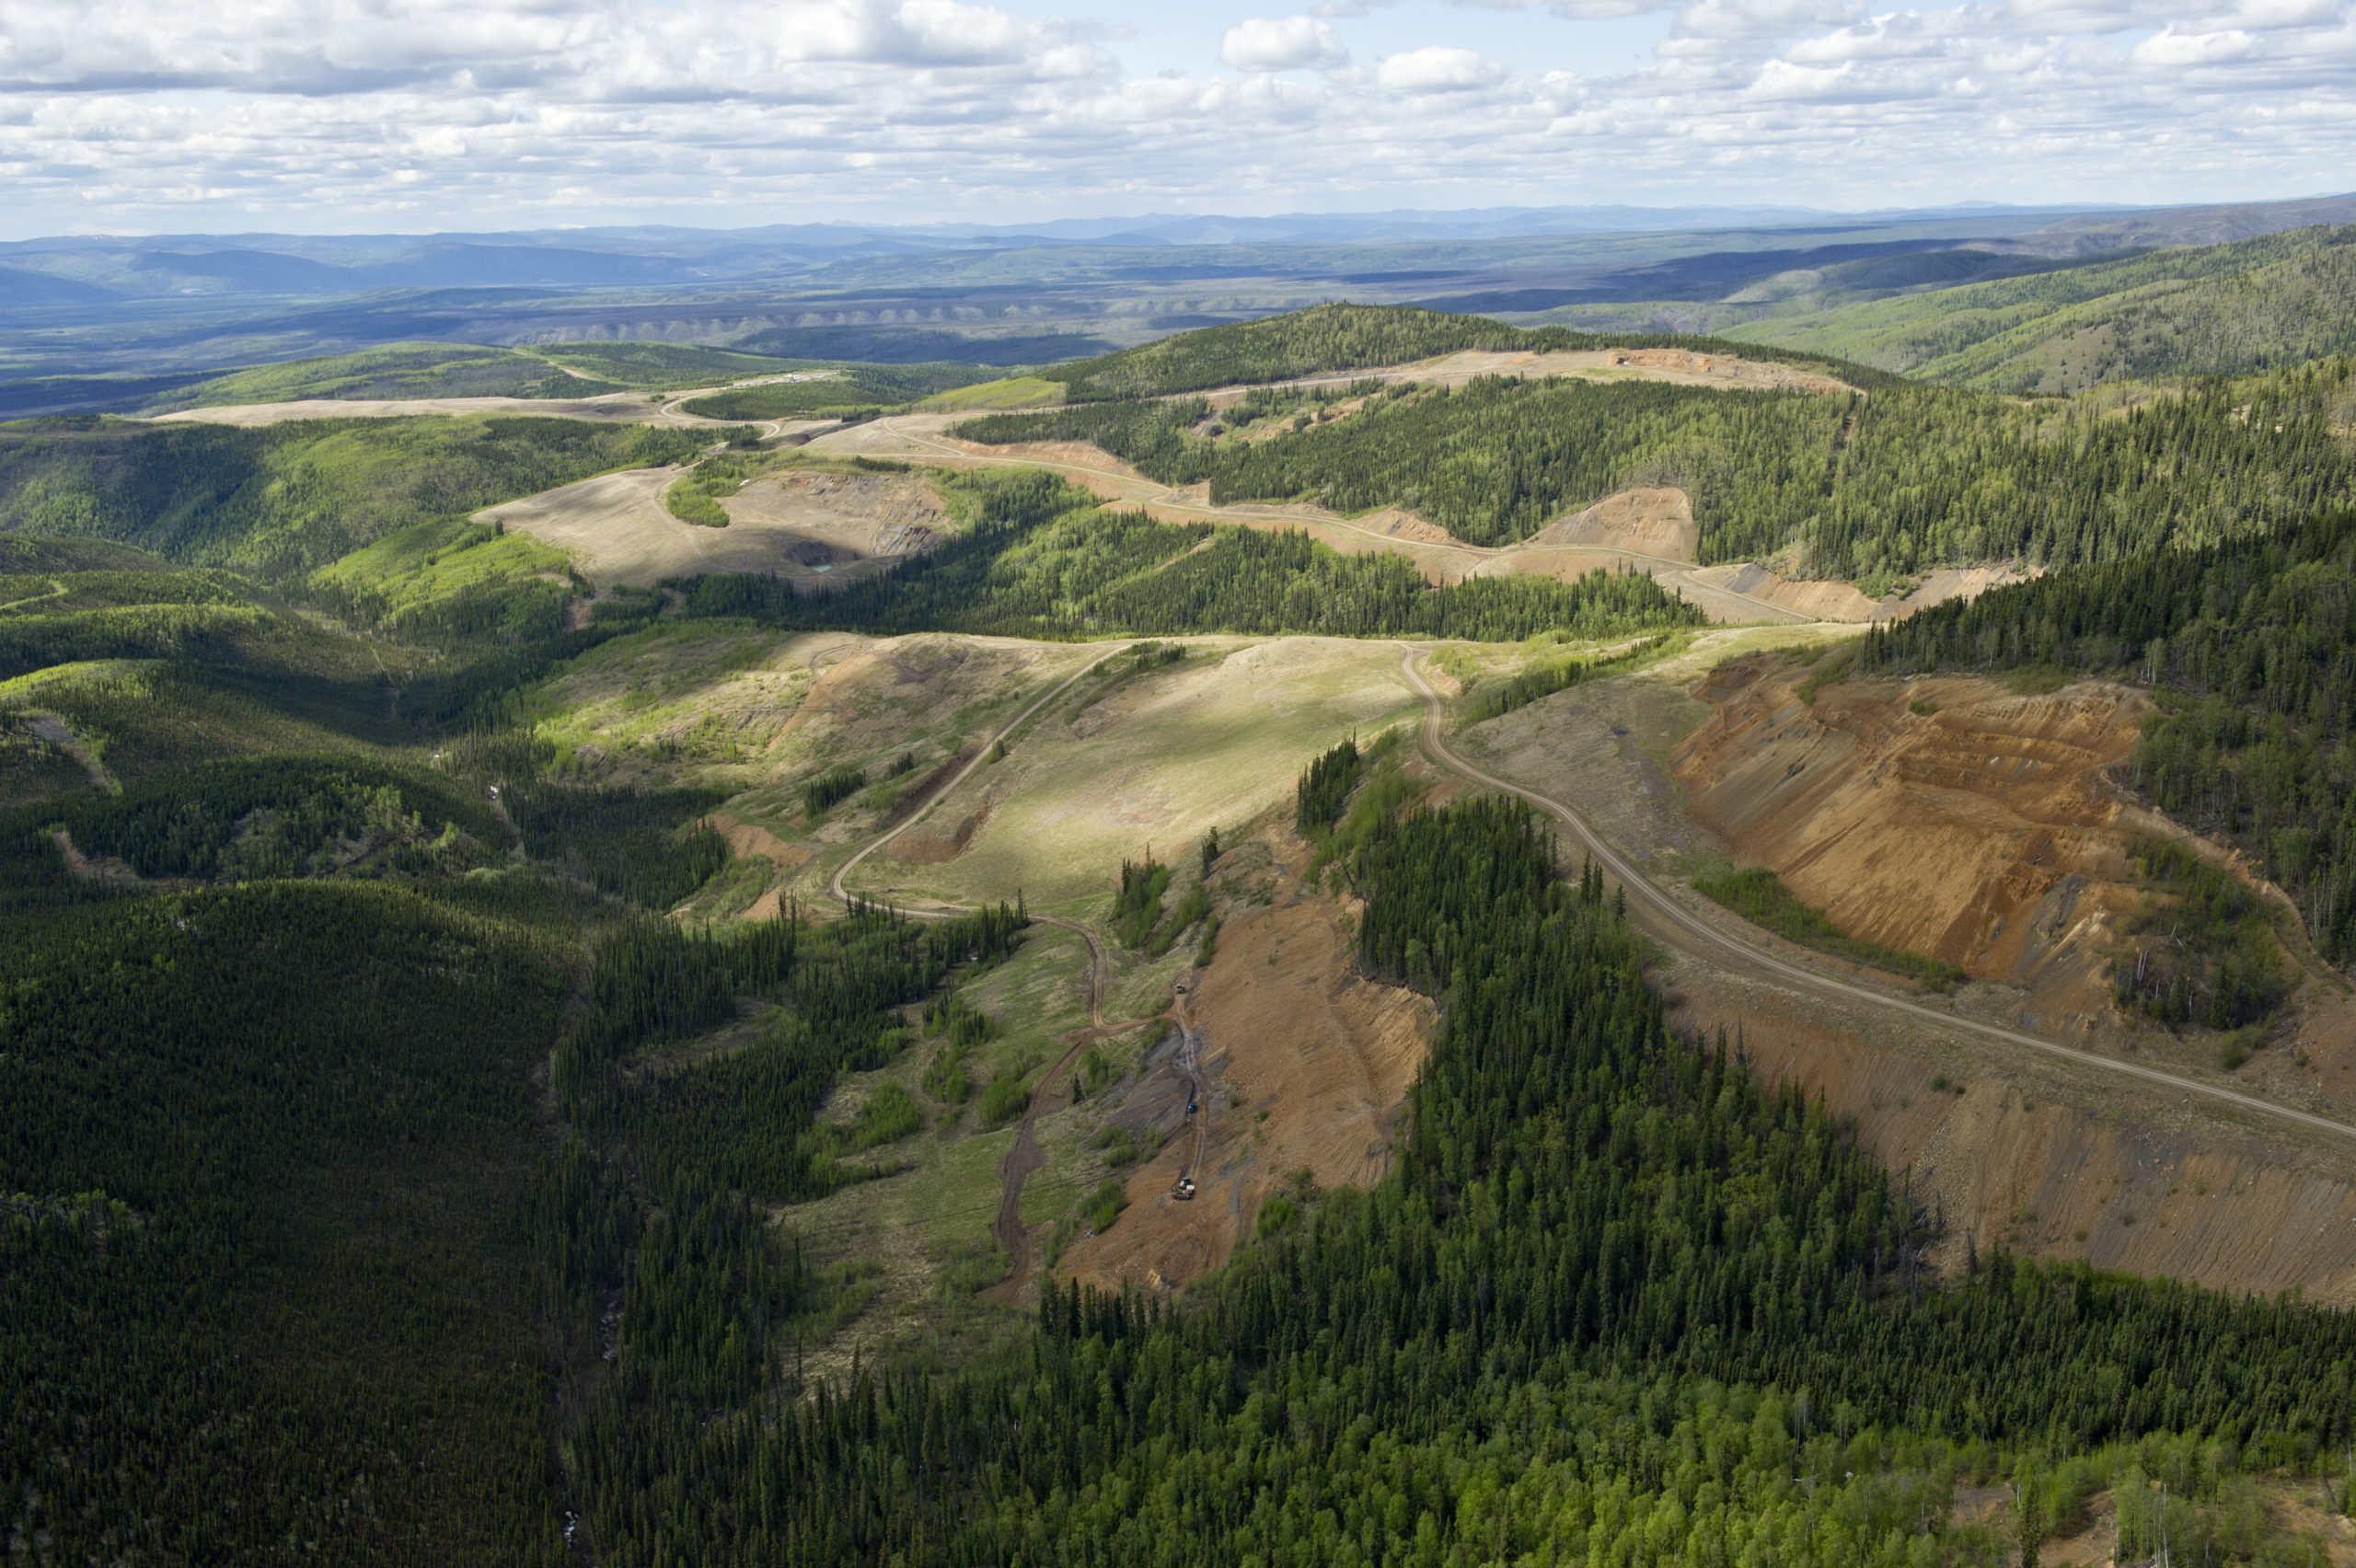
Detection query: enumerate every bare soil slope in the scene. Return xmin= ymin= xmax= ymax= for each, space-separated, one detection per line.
xmin=1673 ymin=969 xmax=2356 ymax=1306
xmin=1516 ymin=485 xmax=1699 ymax=561
xmin=1673 ymin=655 xmax=2159 ymax=1024
xmin=1060 ymin=829 xmax=1434 ymax=1295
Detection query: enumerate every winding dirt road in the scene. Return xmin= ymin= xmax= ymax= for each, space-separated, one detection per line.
xmin=838 ymin=416 xmax=1813 ymax=627
xmin=821 ymin=641 xmax=1139 ymax=1299
xmin=1397 ymin=646 xmax=2356 ymax=1147
xmin=829 ymin=644 xmax=1124 ymax=909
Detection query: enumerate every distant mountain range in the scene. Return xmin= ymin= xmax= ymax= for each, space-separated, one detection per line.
xmin=1 ymin=191 xmax=2350 ymax=410
xmin=6 ymin=196 xmax=2345 ymax=302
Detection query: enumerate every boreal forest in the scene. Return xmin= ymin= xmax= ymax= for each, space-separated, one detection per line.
xmin=5 ymin=259 xmax=2356 ymax=1568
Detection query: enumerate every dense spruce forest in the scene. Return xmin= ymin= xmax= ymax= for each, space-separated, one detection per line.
xmin=7 ymin=292 xmax=2356 ymax=1564
xmin=543 ymin=778 xmax=2356 ymax=1564
xmin=678 ymin=468 xmax=1709 ymax=643
xmin=961 ymin=357 xmax=2356 ymax=575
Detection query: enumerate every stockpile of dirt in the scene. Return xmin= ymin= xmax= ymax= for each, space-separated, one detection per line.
xmin=1521 ymin=486 xmax=1699 ymax=561
xmin=1673 ymin=655 xmax=2165 ymax=1024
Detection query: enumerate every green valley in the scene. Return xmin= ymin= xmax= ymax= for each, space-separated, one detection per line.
xmin=6 ymin=270 xmax=2356 ymax=1568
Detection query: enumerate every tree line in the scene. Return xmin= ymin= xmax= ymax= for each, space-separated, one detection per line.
xmin=959 ymin=358 xmax=2356 ymax=581
xmin=1039 ymin=301 xmax=1889 ymax=400
xmin=677 ymin=469 xmax=1705 ymax=644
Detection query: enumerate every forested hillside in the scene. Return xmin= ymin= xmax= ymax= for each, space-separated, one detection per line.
xmin=963 ymin=359 xmax=2356 ymax=574
xmin=1042 ymin=301 xmax=1884 ymax=400
xmin=158 ymin=341 xmax=623 ymax=408
xmin=1740 ymin=223 xmax=2356 ymax=391
xmin=546 ymin=783 xmax=2356 ymax=1563
xmin=678 ymin=468 xmax=1707 ymax=642
xmin=6 ymin=285 xmax=2356 ymax=1565
xmin=0 ymin=414 xmax=723 ymax=577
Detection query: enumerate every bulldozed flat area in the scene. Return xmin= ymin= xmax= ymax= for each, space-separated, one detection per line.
xmin=479 ymin=464 xmax=941 ymax=588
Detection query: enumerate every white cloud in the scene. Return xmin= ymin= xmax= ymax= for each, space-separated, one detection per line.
xmin=2132 ymin=24 xmax=2263 ymax=62
xmin=1548 ymin=1 xmax=1667 ymax=16
xmin=0 ymin=0 xmax=2350 ymax=233
xmin=1376 ymin=44 xmax=1507 ymax=89
xmin=1218 ymin=16 xmax=1351 ymax=71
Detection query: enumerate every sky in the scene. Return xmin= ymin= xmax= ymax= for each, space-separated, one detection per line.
xmin=0 ymin=0 xmax=2351 ymax=236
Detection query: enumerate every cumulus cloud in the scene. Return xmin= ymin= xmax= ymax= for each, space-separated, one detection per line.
xmin=1376 ymin=44 xmax=1507 ymax=89
xmin=1219 ymin=16 xmax=1351 ymax=71
xmin=0 ymin=0 xmax=2351 ymax=233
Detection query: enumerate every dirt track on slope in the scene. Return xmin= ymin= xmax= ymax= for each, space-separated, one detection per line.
xmin=979 ymin=914 xmax=1118 ymax=1306
xmin=1403 ymin=646 xmax=2356 ymax=1146
xmin=814 ymin=416 xmax=1817 ymax=624
xmin=1057 ymin=831 xmax=1435 ymax=1297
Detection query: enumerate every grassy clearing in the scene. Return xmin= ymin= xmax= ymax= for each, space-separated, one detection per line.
xmin=1694 ymin=866 xmax=1967 ymax=991
xmin=527 ymin=621 xmax=816 ymax=782
xmin=680 ymin=364 xmax=1001 ymax=420
xmin=849 ymin=637 xmax=1421 ymax=910
xmin=916 ymin=376 xmax=1066 ymax=413
xmin=1640 ymin=624 xmax=1856 ymax=686
xmin=536 ymin=342 xmax=807 ymax=390
xmin=954 ymin=923 xmax=1092 ymax=1089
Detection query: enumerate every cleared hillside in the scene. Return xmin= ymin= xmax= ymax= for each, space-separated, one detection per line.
xmin=956 ymin=358 xmax=2356 ymax=578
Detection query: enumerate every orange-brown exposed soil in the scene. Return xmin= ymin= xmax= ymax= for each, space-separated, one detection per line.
xmin=1660 ymin=652 xmax=2356 ymax=1300
xmin=1674 ymin=656 xmax=2159 ymax=1024
xmin=889 ymin=805 xmax=989 ymax=863
xmin=703 ymin=812 xmax=814 ymax=867
xmin=1058 ymin=835 xmax=1435 ymax=1295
